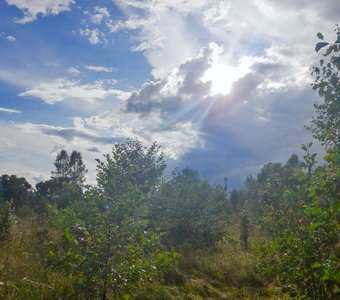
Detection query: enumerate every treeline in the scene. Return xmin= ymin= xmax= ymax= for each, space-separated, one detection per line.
xmin=0 ymin=141 xmax=236 ymax=299
xmin=0 ymin=29 xmax=339 ymax=299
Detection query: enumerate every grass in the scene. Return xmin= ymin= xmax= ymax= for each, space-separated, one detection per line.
xmin=0 ymin=212 xmax=78 ymax=299
xmin=0 ymin=212 xmax=291 ymax=299
xmin=132 ymin=225 xmax=291 ymax=300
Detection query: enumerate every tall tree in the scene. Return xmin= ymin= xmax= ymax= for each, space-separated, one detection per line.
xmin=35 ymin=150 xmax=87 ymax=210
xmin=0 ymin=174 xmax=32 ymax=212
xmin=96 ymin=139 xmax=166 ymax=197
xmin=48 ymin=140 xmax=172 ymax=299
xmin=52 ymin=150 xmax=87 ymax=185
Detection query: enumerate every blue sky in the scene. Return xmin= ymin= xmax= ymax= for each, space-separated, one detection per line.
xmin=0 ymin=0 xmax=338 ymax=187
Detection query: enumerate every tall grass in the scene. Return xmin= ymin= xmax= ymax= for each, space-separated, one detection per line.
xmin=132 ymin=225 xmax=292 ymax=300
xmin=0 ymin=212 xmax=77 ymax=299
xmin=1 ymin=212 xmax=292 ymax=299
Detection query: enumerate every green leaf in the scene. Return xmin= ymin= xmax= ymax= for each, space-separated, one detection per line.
xmin=309 ymin=222 xmax=323 ymax=230
xmin=64 ymin=228 xmax=73 ymax=242
xmin=312 ymin=262 xmax=321 ymax=269
xmin=315 ymin=42 xmax=329 ymax=52
xmin=317 ymin=32 xmax=324 ymax=40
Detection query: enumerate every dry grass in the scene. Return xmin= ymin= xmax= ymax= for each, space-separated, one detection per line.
xmin=0 ymin=213 xmax=76 ymax=300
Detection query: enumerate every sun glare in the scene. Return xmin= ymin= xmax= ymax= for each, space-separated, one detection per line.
xmin=202 ymin=62 xmax=250 ymax=95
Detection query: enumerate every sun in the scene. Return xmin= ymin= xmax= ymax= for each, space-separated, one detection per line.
xmin=202 ymin=61 xmax=250 ymax=95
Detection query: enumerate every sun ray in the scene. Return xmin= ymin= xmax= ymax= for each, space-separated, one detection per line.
xmin=201 ymin=60 xmax=251 ymax=95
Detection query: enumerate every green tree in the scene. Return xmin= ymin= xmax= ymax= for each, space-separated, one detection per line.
xmin=229 ymin=188 xmax=246 ymax=213
xmin=0 ymin=174 xmax=32 ymax=212
xmin=151 ymin=168 xmax=229 ymax=249
xmin=259 ymin=28 xmax=340 ymax=299
xmin=96 ymin=139 xmax=166 ymax=196
xmin=52 ymin=150 xmax=87 ymax=185
xmin=35 ymin=150 xmax=87 ymax=210
xmin=309 ymin=26 xmax=340 ymax=152
xmin=48 ymin=140 xmax=173 ymax=299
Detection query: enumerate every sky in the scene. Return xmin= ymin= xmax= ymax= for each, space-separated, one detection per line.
xmin=0 ymin=0 xmax=339 ymax=187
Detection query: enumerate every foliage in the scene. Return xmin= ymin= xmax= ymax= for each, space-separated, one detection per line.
xmin=0 ymin=213 xmax=77 ymax=299
xmin=231 ymin=154 xmax=300 ymax=220
xmin=257 ymin=28 xmax=340 ymax=299
xmin=0 ymin=175 xmax=32 ymax=212
xmin=52 ymin=150 xmax=87 ymax=185
xmin=229 ymin=188 xmax=247 ymax=213
xmin=151 ymin=168 xmax=229 ymax=249
xmin=34 ymin=150 xmax=87 ymax=211
xmin=259 ymin=145 xmax=339 ymax=299
xmin=47 ymin=140 xmax=174 ymax=299
xmin=96 ymin=139 xmax=166 ymax=196
xmin=35 ymin=179 xmax=83 ymax=210
xmin=240 ymin=209 xmax=250 ymax=250
xmin=308 ymin=26 xmax=340 ymax=151
xmin=0 ymin=28 xmax=338 ymax=299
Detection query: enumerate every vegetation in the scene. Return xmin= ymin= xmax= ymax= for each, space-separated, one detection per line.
xmin=0 ymin=29 xmax=339 ymax=299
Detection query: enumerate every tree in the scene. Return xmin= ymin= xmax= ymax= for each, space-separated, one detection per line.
xmin=48 ymin=140 xmax=173 ymax=299
xmin=52 ymin=150 xmax=70 ymax=180
xmin=35 ymin=179 xmax=83 ymax=210
xmin=151 ymin=168 xmax=229 ymax=249
xmin=35 ymin=150 xmax=87 ymax=210
xmin=0 ymin=174 xmax=32 ymax=212
xmin=259 ymin=29 xmax=340 ymax=299
xmin=52 ymin=150 xmax=87 ymax=185
xmin=229 ymin=188 xmax=246 ymax=213
xmin=309 ymin=26 xmax=340 ymax=152
xmin=96 ymin=139 xmax=166 ymax=197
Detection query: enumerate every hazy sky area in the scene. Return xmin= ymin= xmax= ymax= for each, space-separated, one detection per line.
xmin=0 ymin=0 xmax=339 ymax=187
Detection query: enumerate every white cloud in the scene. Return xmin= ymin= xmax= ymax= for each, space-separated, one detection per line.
xmin=0 ymin=121 xmax=56 ymax=184
xmin=111 ymin=0 xmax=210 ymax=78
xmin=7 ymin=35 xmax=16 ymax=42
xmin=2 ymin=0 xmax=337 ymax=186
xmin=111 ymin=0 xmax=338 ymax=81
xmin=130 ymin=39 xmax=163 ymax=52
xmin=0 ymin=115 xmax=199 ymax=186
xmin=0 ymin=120 xmax=108 ymax=185
xmin=9 ymin=116 xmax=201 ymax=181
xmin=116 ymin=38 xmax=323 ymax=182
xmin=79 ymin=6 xmax=111 ymax=45
xmin=67 ymin=66 xmax=81 ymax=76
xmin=85 ymin=65 xmax=117 ymax=73
xmin=18 ymin=78 xmax=130 ymax=104
xmin=91 ymin=6 xmax=110 ymax=25
xmin=82 ymin=109 xmax=203 ymax=160
xmin=74 ymin=44 xmax=225 ymax=160
xmin=6 ymin=0 xmax=75 ymax=24
xmin=0 ymin=107 xmax=22 ymax=114
xmin=0 ymin=67 xmax=41 ymax=88
xmin=45 ymin=61 xmax=61 ymax=67
xmin=80 ymin=28 xmax=104 ymax=45
xmin=107 ymin=18 xmax=148 ymax=32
